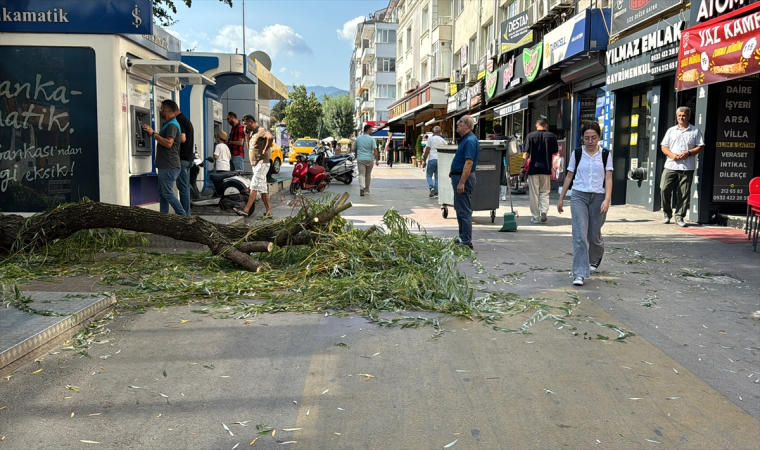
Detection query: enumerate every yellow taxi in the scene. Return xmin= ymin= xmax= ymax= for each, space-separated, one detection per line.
xmin=288 ymin=137 xmax=319 ymax=164
xmin=270 ymin=142 xmax=284 ymax=173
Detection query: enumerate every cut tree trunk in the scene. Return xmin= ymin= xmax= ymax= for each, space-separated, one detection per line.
xmin=0 ymin=198 xmax=352 ymax=272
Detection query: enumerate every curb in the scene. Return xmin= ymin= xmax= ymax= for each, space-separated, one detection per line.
xmin=0 ymin=292 xmax=116 ymax=372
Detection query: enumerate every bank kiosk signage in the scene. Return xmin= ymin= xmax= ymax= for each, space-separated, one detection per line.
xmin=0 ymin=0 xmax=153 ymax=34
xmin=0 ymin=46 xmax=99 ymax=212
xmin=606 ymin=20 xmax=684 ymax=90
xmin=611 ymin=0 xmax=683 ymax=36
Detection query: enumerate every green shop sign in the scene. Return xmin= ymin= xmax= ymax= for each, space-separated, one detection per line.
xmin=522 ymin=43 xmax=542 ymax=83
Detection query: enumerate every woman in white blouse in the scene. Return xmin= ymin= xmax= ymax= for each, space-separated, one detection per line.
xmin=557 ymin=121 xmax=613 ymax=286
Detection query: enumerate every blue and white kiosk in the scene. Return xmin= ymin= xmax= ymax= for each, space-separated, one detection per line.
xmin=0 ymin=0 xmax=214 ymax=213
xmin=179 ymin=53 xmax=258 ymax=195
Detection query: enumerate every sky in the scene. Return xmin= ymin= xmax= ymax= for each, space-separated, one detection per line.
xmin=164 ymin=0 xmax=389 ymax=91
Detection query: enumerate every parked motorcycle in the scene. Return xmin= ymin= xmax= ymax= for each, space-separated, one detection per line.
xmin=190 ymin=155 xmax=252 ymax=213
xmin=290 ymin=153 xmax=328 ymax=194
xmin=312 ymin=146 xmax=355 ymax=185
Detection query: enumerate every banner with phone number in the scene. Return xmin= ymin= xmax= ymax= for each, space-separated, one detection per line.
xmin=676 ymin=2 xmax=760 ymax=91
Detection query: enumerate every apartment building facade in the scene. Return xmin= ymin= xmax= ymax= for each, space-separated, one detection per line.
xmin=350 ymin=9 xmax=398 ymax=133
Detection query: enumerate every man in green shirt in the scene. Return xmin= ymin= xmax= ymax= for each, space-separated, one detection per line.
xmin=352 ymin=124 xmax=379 ymax=196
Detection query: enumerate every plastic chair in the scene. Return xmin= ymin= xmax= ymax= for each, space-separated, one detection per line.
xmin=746 ymin=178 xmax=760 ymax=238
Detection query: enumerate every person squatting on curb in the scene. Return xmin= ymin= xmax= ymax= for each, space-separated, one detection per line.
xmin=523 ymin=117 xmax=558 ymax=224
xmin=235 ymin=115 xmax=272 ymax=219
xmin=450 ymin=115 xmax=480 ymax=250
xmin=423 ymin=126 xmax=446 ymax=198
xmin=660 ymin=106 xmax=705 ymax=227
xmin=142 ymin=99 xmax=186 ymax=217
xmin=353 ymin=124 xmax=379 ymax=197
xmin=557 ymin=121 xmax=613 ymax=287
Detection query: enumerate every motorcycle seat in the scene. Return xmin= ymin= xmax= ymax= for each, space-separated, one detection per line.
xmin=308 ymin=166 xmax=326 ymax=175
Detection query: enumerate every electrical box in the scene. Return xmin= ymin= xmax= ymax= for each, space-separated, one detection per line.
xmin=130 ymin=105 xmax=151 ymax=155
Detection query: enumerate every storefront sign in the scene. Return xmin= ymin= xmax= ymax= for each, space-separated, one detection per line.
xmin=0 ymin=0 xmax=153 ymax=34
xmin=457 ymin=89 xmax=468 ymax=110
xmin=503 ymin=55 xmax=516 ymax=88
xmin=606 ymin=20 xmax=684 ymax=90
xmin=468 ymin=83 xmax=482 ymax=108
xmin=611 ymin=0 xmax=683 ymax=36
xmin=122 ymin=25 xmax=182 ymax=61
xmin=494 ymin=96 xmax=529 ymax=118
xmin=543 ymin=11 xmax=588 ymax=70
xmin=460 ymin=45 xmax=468 ymax=68
xmin=447 ymin=95 xmax=458 ymax=113
xmin=691 ymin=0 xmax=760 ymax=24
xmin=523 ymin=43 xmax=542 ymax=82
xmin=477 ymin=55 xmax=488 ymax=80
xmin=500 ymin=10 xmax=534 ymax=53
xmin=486 ymin=67 xmax=499 ymax=99
xmin=712 ymin=78 xmax=757 ymax=202
xmin=0 ymin=46 xmax=100 ymax=212
xmin=676 ymin=2 xmax=760 ymax=91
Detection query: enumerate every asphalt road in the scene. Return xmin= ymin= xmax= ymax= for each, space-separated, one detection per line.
xmin=1 ymin=163 xmax=758 ymax=449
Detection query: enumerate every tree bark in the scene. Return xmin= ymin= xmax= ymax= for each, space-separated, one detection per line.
xmin=0 ymin=199 xmax=352 ymax=271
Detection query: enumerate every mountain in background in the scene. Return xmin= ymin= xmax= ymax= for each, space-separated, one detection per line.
xmin=270 ymin=86 xmax=349 ymax=108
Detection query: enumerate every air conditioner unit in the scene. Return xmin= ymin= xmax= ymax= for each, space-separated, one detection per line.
xmin=488 ymin=40 xmax=499 ymax=60
xmin=530 ymin=0 xmax=553 ymax=28
xmin=411 ymin=78 xmax=420 ymax=89
xmin=453 ymin=69 xmax=461 ymax=81
xmin=549 ymin=0 xmax=573 ymax=11
xmin=465 ymin=64 xmax=478 ymax=84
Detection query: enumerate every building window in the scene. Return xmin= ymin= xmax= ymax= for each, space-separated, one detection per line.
xmin=377 ymin=111 xmax=390 ymax=121
xmin=468 ymin=36 xmax=476 ymax=64
xmin=406 ymin=27 xmax=412 ymax=50
xmin=398 ymin=37 xmax=403 ymax=58
xmin=455 ymin=0 xmax=465 ymax=16
xmin=397 ymin=81 xmax=403 ymax=98
xmin=422 ymin=7 xmax=429 ymax=34
xmin=376 ymin=84 xmax=397 ymax=98
xmin=421 ymin=62 xmax=428 ymax=83
xmin=377 ymin=57 xmax=396 ymax=72
xmin=507 ymin=1 xmax=517 ymax=18
xmin=377 ymin=29 xmax=397 ymax=43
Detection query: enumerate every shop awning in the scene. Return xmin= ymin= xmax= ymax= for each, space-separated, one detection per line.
xmin=494 ymin=96 xmax=529 ymax=119
xmin=529 ymin=83 xmax=560 ymax=100
xmin=123 ymin=58 xmax=216 ymax=89
xmin=388 ymin=110 xmax=414 ymax=124
xmin=676 ymin=1 xmax=760 ymax=91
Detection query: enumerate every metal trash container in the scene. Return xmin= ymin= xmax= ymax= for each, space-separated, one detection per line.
xmin=437 ymin=141 xmax=506 ymax=223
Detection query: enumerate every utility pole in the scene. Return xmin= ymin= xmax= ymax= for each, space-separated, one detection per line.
xmin=242 ymin=0 xmax=246 ymax=54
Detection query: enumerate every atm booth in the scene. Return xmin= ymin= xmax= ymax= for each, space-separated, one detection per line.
xmin=0 ymin=1 xmax=214 ymax=213
xmin=179 ymin=53 xmax=258 ymax=195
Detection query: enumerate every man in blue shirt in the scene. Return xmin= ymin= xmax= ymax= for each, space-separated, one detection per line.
xmin=450 ymin=115 xmax=480 ymax=249
xmin=353 ymin=124 xmax=379 ymax=196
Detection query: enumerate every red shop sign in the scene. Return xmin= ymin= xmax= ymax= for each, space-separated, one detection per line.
xmin=676 ymin=1 xmax=760 ymax=91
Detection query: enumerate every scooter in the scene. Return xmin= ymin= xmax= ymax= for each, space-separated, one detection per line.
xmin=290 ymin=153 xmax=328 ymax=194
xmin=190 ymin=155 xmax=252 ymax=212
xmin=312 ymin=146 xmax=355 ymax=185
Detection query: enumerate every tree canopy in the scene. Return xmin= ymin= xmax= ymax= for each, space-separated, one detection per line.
xmin=271 ymin=100 xmax=290 ymax=124
xmin=284 ymin=85 xmax=323 ymax=139
xmin=153 ymin=0 xmax=233 ymax=27
xmin=322 ymin=94 xmax=356 ymax=140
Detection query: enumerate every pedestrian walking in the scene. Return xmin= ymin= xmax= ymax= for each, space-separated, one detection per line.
xmin=141 ymin=99 xmax=186 ymax=216
xmin=491 ymin=125 xmax=508 ymax=201
xmin=175 ymin=109 xmax=194 ymax=216
xmin=524 ymin=118 xmax=559 ymax=224
xmin=450 ymin=115 xmax=480 ymax=249
xmin=556 ymin=121 xmax=613 ymax=286
xmin=385 ymin=137 xmax=394 ymax=167
xmin=213 ymin=130 xmax=231 ymax=172
xmin=423 ymin=126 xmax=446 ymax=197
xmin=353 ymin=124 xmax=379 ymax=196
xmin=226 ymin=111 xmax=246 ymax=171
xmin=234 ymin=115 xmax=272 ymax=218
xmin=660 ymin=106 xmax=704 ymax=227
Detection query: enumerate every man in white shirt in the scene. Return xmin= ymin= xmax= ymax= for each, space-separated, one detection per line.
xmin=660 ymin=106 xmax=705 ymax=227
xmin=423 ymin=126 xmax=447 ymax=197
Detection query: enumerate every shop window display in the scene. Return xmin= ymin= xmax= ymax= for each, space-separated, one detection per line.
xmin=628 ymin=89 xmax=652 ymax=174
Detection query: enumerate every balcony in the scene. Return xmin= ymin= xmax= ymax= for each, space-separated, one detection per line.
xmin=360 ymin=100 xmax=375 ymax=112
xmin=361 ymin=73 xmax=375 ymax=87
xmin=361 ymin=46 xmax=376 ymax=63
xmin=432 ymin=16 xmax=452 ymax=42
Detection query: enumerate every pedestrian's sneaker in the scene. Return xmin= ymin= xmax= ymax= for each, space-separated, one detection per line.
xmin=677 ymin=219 xmax=687 ymax=227
xmin=540 ymin=212 xmax=547 ymax=223
xmin=662 ymin=213 xmax=671 ymax=224
xmin=500 ymin=195 xmax=507 ymax=201
xmin=573 ymin=276 xmax=584 ymax=286
xmin=360 ymin=188 xmax=365 ymax=196
xmin=365 ymin=190 xmax=370 ymax=195
xmin=530 ymin=218 xmax=540 ymax=224
xmin=429 ymin=188 xmax=435 ymax=197
xmin=590 ymin=258 xmax=601 ymax=272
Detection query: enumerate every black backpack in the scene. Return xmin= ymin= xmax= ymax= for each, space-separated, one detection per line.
xmin=568 ymin=148 xmax=609 ymax=190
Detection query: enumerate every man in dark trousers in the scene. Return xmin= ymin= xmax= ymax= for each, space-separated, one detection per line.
xmin=524 ymin=117 xmax=558 ymax=224
xmin=175 ymin=110 xmax=194 ymax=215
xmin=450 ymin=115 xmax=480 ymax=249
xmin=492 ymin=124 xmax=509 ymax=201
xmin=141 ymin=99 xmax=185 ymax=216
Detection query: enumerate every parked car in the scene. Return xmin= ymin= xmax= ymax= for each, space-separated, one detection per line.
xmin=288 ymin=137 xmax=319 ymax=164
xmin=270 ymin=142 xmax=284 ymax=173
